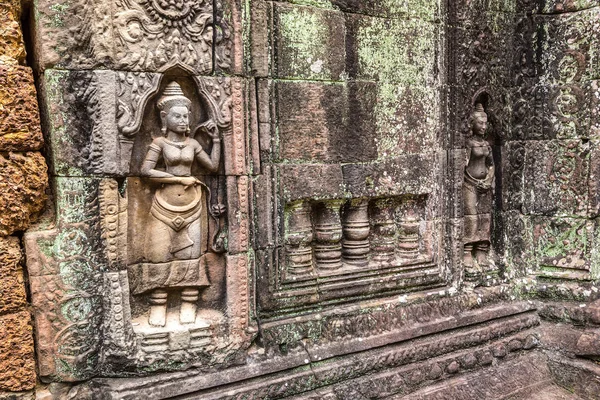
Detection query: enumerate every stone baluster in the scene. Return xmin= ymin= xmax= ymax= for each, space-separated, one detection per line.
xmin=342 ymin=199 xmax=370 ymax=267
xmin=284 ymin=201 xmax=314 ymax=276
xmin=314 ymin=200 xmax=344 ymax=271
xmin=370 ymin=198 xmax=397 ymax=264
xmin=398 ymin=199 xmax=420 ymax=260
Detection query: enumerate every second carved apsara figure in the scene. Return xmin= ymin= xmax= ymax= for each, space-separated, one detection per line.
xmin=463 ymin=103 xmax=494 ymax=277
xmin=132 ymin=81 xmax=221 ymax=327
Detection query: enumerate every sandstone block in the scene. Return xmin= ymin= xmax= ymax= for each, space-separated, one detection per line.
xmin=0 ymin=311 xmax=35 ymax=392
xmin=331 ymin=0 xmax=440 ymax=21
xmin=246 ymin=0 xmax=270 ymax=76
xmin=0 ymin=65 xmax=43 ymax=151
xmin=532 ymin=216 xmax=592 ymax=278
xmin=536 ymin=9 xmax=600 ymax=83
xmin=342 ymin=154 xmax=437 ymax=198
xmin=522 ymin=140 xmax=589 ymax=217
xmin=0 ymin=152 xmax=47 ymax=236
xmin=0 ymin=5 xmax=26 ymax=64
xmin=280 ymin=163 xmax=344 ymax=201
xmin=272 ymin=3 xmax=346 ymax=80
xmin=348 ymin=13 xmax=441 ymax=86
xmin=540 ymin=83 xmax=592 ymax=140
xmin=274 ymin=80 xmax=377 ymax=163
xmin=374 ymin=84 xmax=441 ymax=157
xmin=0 ymin=237 xmax=27 ymax=315
xmin=502 ymin=211 xmax=534 ymax=279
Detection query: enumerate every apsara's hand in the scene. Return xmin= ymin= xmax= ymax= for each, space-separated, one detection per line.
xmin=200 ymin=120 xmax=219 ymax=140
xmin=179 ymin=176 xmax=198 ymax=188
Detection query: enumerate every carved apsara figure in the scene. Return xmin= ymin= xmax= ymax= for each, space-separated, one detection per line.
xmin=135 ymin=81 xmax=221 ymax=327
xmin=463 ymin=103 xmax=494 ymax=276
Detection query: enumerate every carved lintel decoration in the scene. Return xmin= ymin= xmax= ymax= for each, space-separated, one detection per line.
xmin=114 ymin=0 xmax=214 ymax=73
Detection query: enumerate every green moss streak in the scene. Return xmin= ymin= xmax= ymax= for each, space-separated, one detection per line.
xmin=279 ymin=7 xmax=333 ymax=80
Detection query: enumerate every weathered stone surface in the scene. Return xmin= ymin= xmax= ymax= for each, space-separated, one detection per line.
xmin=0 ymin=65 xmax=43 ymax=152
xmin=531 ymin=216 xmax=593 ymax=279
xmin=17 ymin=0 xmax=600 ymax=398
xmin=331 ymin=0 xmax=440 ymax=20
xmin=342 ymin=154 xmax=438 ymax=198
xmin=272 ymin=3 xmax=346 ymax=81
xmin=0 ymin=0 xmax=20 ymax=17
xmin=0 ymin=4 xmax=25 ymax=64
xmin=522 ymin=140 xmax=589 ymax=217
xmin=34 ymin=0 xmax=219 ymax=74
xmin=349 ymin=13 xmax=441 ymax=86
xmin=0 ymin=237 xmax=27 ymax=315
xmin=273 ymin=80 xmax=378 ymax=163
xmin=548 ymin=357 xmax=600 ymax=400
xmin=536 ymin=9 xmax=600 ymax=84
xmin=374 ymin=84 xmax=441 ymax=157
xmin=0 ymin=152 xmax=47 ymax=236
xmin=0 ymin=311 xmax=35 ymax=391
xmin=0 ymin=391 xmax=34 ymax=400
xmin=280 ymin=163 xmax=344 ymax=201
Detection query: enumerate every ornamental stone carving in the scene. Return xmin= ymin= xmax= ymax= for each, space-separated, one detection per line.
xmin=463 ymin=103 xmax=495 ymax=282
xmin=128 ymin=81 xmax=221 ymax=330
xmin=25 ymin=68 xmax=252 ymax=380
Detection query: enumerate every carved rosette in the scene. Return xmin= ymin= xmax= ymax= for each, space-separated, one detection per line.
xmin=114 ymin=0 xmax=214 ymax=73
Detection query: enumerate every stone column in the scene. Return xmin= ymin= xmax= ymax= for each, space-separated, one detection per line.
xmin=314 ymin=200 xmax=344 ymax=271
xmin=398 ymin=199 xmax=420 ymax=260
xmin=284 ymin=201 xmax=314 ymax=276
xmin=342 ymin=199 xmax=370 ymax=267
xmin=370 ymin=199 xmax=397 ymax=264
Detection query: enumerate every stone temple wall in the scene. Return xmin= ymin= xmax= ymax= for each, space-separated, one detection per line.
xmin=0 ymin=0 xmax=599 ymax=399
xmin=0 ymin=0 xmax=48 ymax=398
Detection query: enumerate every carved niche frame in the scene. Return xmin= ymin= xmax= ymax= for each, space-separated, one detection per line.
xmin=25 ymin=64 xmax=254 ymax=381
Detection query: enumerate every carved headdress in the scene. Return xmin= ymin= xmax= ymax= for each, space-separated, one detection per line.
xmin=157 ymin=81 xmax=192 ymax=134
xmin=472 ymin=103 xmax=487 ymax=120
xmin=469 ymin=102 xmax=487 ymax=131
xmin=157 ymin=81 xmax=192 ymax=111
